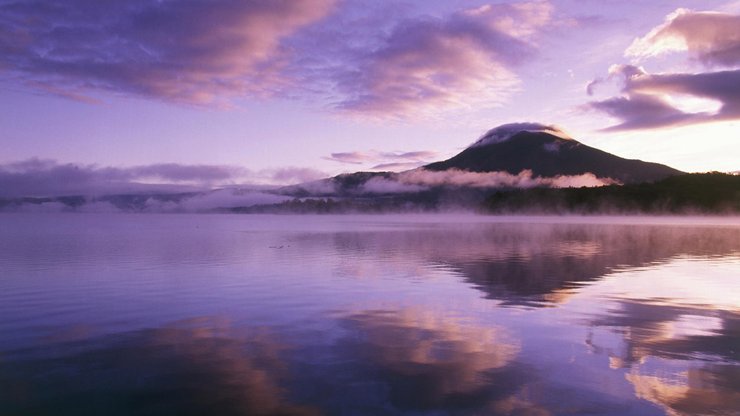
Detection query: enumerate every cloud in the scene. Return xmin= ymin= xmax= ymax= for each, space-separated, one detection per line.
xmin=129 ymin=163 xmax=245 ymax=182
xmin=0 ymin=0 xmax=336 ymax=104
xmin=397 ymin=168 xmax=616 ymax=189
xmin=4 ymin=188 xmax=293 ymax=213
xmin=296 ymin=1 xmax=552 ymax=118
xmin=144 ymin=189 xmax=292 ymax=213
xmin=586 ymin=8 xmax=740 ymax=131
xmin=0 ymin=159 xmax=326 ymax=198
xmin=586 ymin=64 xmax=740 ymax=131
xmin=470 ymin=122 xmax=572 ymax=147
xmin=0 ymin=1 xmax=553 ymax=116
xmin=269 ymin=167 xmax=327 ymax=184
xmin=324 ymin=151 xmax=374 ymax=165
xmin=369 ymin=162 xmax=427 ymax=171
xmin=324 ymin=150 xmax=438 ymax=171
xmin=332 ymin=169 xmax=615 ymax=196
xmin=359 ymin=177 xmax=426 ymax=194
xmin=625 ymin=8 xmax=740 ymax=67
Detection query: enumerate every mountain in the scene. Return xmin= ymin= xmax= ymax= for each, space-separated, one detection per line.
xmin=425 ymin=123 xmax=683 ymax=184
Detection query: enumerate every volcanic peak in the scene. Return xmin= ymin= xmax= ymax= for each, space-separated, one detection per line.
xmin=470 ymin=122 xmax=572 ymax=148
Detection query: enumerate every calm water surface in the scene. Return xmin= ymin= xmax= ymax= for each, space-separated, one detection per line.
xmin=1 ymin=214 xmax=739 ymax=415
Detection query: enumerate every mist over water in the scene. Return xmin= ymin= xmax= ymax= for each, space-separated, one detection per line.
xmin=0 ymin=214 xmax=738 ymax=415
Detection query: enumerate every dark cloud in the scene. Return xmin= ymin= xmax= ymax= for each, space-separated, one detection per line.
xmin=0 ymin=0 xmax=336 ymax=104
xmin=587 ymin=93 xmax=698 ymax=131
xmin=586 ymin=65 xmax=740 ymax=131
xmin=630 ymin=68 xmax=740 ymax=114
xmin=0 ymin=159 xmax=326 ymax=197
xmin=0 ymin=159 xmax=135 ymax=197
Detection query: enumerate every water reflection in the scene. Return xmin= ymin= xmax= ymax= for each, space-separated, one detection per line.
xmin=324 ymin=223 xmax=740 ymax=306
xmin=1 ymin=215 xmax=739 ymax=415
xmin=0 ymin=317 xmax=319 ymax=416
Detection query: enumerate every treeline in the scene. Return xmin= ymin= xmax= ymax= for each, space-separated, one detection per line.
xmin=484 ymin=172 xmax=740 ymax=214
xmin=228 ymin=195 xmax=438 ymax=214
xmin=0 ymin=192 xmax=199 ymax=212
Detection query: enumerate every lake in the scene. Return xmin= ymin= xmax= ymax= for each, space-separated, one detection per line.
xmin=1 ymin=214 xmax=738 ymax=415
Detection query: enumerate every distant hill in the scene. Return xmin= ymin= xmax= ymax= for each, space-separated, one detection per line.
xmin=425 ymin=123 xmax=682 ymax=184
xmin=484 ymin=172 xmax=740 ymax=214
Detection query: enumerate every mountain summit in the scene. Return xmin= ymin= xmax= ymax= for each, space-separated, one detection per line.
xmin=425 ymin=123 xmax=682 ymax=184
xmin=469 ymin=123 xmax=573 ymax=147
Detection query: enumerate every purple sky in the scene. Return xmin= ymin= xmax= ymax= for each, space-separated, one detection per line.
xmin=1 ymin=0 xmax=738 ymax=190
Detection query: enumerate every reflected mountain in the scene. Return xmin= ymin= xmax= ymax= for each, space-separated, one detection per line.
xmin=318 ymin=222 xmax=740 ymax=307
xmin=0 ymin=317 xmax=319 ymax=416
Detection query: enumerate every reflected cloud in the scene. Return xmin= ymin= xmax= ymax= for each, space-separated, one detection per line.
xmin=590 ymin=300 xmax=739 ymax=365
xmin=627 ymin=365 xmax=740 ymax=416
xmin=0 ymin=317 xmax=319 ymax=415
xmin=331 ymin=308 xmax=548 ymax=414
xmin=586 ymin=295 xmax=739 ymax=415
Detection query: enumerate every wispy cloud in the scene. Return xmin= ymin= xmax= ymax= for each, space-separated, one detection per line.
xmin=370 ymin=162 xmax=429 ymax=171
xmin=268 ymin=167 xmax=327 ymax=184
xmin=586 ymin=8 xmax=740 ymax=131
xmin=350 ymin=168 xmax=616 ymax=195
xmin=0 ymin=1 xmax=551 ymax=117
xmin=0 ymin=0 xmax=336 ymax=104
xmin=625 ymin=8 xmax=740 ymax=67
xmin=0 ymin=159 xmax=327 ymax=197
xmin=324 ymin=150 xmax=438 ymax=171
xmin=324 ymin=151 xmax=375 ymax=165
xmin=397 ymin=168 xmax=616 ymax=189
xmin=306 ymin=1 xmax=552 ymax=118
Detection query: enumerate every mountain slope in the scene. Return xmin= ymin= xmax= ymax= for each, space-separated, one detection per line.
xmin=425 ymin=124 xmax=683 ymax=184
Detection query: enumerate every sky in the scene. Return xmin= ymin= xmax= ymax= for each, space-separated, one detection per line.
xmin=1 ymin=0 xmax=739 ymax=191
